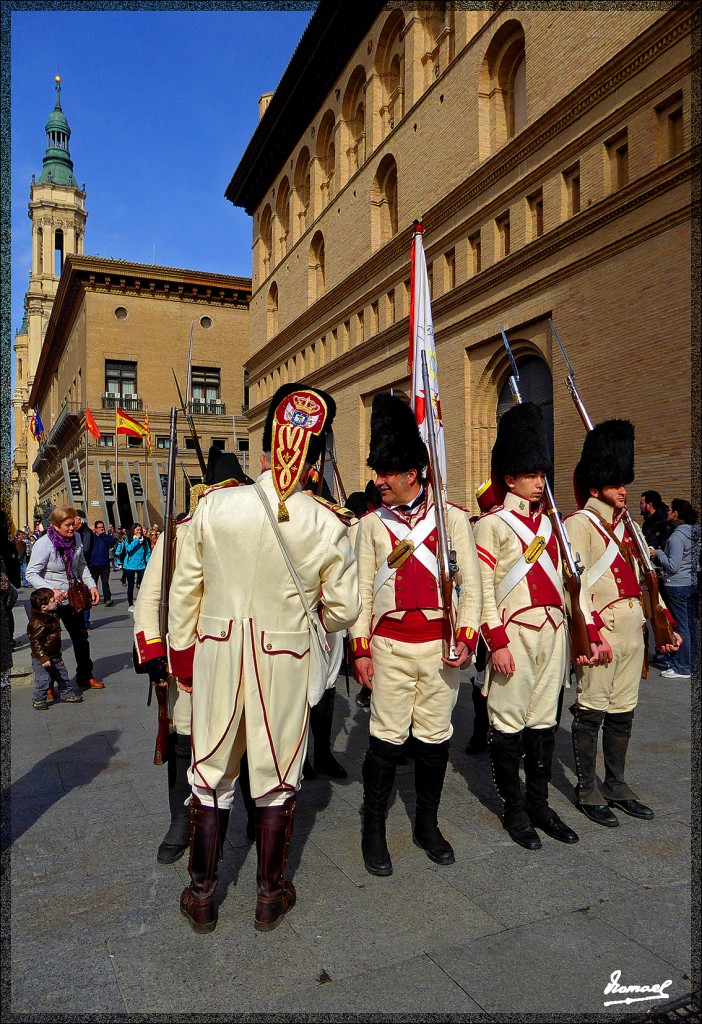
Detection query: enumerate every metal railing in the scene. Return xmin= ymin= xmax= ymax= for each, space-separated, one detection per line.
xmin=102 ymin=394 xmax=143 ymax=411
xmin=188 ymin=400 xmax=226 ymax=416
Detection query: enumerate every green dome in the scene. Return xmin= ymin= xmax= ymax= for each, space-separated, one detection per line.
xmin=37 ymin=76 xmax=79 ymax=188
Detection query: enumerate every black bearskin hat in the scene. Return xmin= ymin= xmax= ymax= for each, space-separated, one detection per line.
xmin=491 ymin=402 xmax=553 ymax=485
xmin=262 ymin=383 xmax=336 ymax=466
xmin=366 ymin=393 xmax=428 ymax=477
xmin=205 ymin=445 xmax=253 ymax=486
xmin=574 ymin=419 xmax=635 ymax=499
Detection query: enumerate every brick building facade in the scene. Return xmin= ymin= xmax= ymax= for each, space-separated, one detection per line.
xmin=227 ymin=3 xmax=696 ymax=512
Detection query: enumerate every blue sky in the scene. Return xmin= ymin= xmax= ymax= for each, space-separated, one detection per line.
xmin=9 ymin=5 xmax=315 ymax=341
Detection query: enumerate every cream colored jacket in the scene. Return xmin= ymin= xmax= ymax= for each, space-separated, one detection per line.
xmin=167 ymin=471 xmax=361 ymax=797
xmin=133 ymin=522 xmax=189 ymax=665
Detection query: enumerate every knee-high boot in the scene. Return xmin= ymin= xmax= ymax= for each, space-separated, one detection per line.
xmin=311 ymin=688 xmax=347 ymax=778
xmin=238 ymin=753 xmax=257 ymax=841
xmin=523 ymin=726 xmax=578 ymax=844
xmin=466 ymin=686 xmax=489 ymax=754
xmin=602 ymin=710 xmax=653 ymax=819
xmin=180 ymin=795 xmax=230 ymax=933
xmin=255 ymin=795 xmax=297 ymax=931
xmin=413 ymin=739 xmax=455 ymax=864
xmin=570 ymin=703 xmax=619 ymax=827
xmin=361 ymin=736 xmax=403 ymax=876
xmin=488 ymin=727 xmax=541 ymax=850
xmin=157 ymin=732 xmax=192 ymax=864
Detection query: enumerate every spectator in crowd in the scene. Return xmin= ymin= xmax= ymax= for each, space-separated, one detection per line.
xmin=0 ymin=510 xmax=21 ymax=648
xmin=27 ymin=587 xmax=84 ymax=709
xmin=640 ymin=490 xmax=669 ymax=550
xmin=32 ymin=519 xmax=45 ymax=541
xmin=115 ymin=527 xmax=128 ymax=585
xmin=88 ymin=520 xmax=117 ymax=607
xmin=73 ymin=511 xmax=94 ymax=629
xmin=107 ymin=524 xmax=118 ymax=569
xmin=119 ymin=523 xmax=151 ymax=611
xmin=652 ymin=499 xmax=700 ymax=680
xmin=16 ymin=530 xmax=31 ymax=586
xmin=26 ymin=505 xmax=104 ymax=690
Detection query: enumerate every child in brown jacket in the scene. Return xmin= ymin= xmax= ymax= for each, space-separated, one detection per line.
xmin=28 ymin=588 xmax=83 ymax=709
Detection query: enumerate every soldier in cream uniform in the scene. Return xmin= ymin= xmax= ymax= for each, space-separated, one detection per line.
xmin=133 ymin=446 xmax=253 ymax=864
xmin=473 ymin=404 xmax=602 ymax=851
xmin=350 ymin=394 xmax=482 ymax=876
xmin=168 ymin=385 xmax=361 ymax=934
xmin=565 ymin=420 xmax=680 ymax=827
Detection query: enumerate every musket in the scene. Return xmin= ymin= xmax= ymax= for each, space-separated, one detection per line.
xmin=316 ymin=444 xmax=327 ymax=496
xmin=549 ymin=318 xmax=675 ymax=648
xmin=153 ymin=406 xmax=179 ymax=765
xmin=172 ymin=369 xmax=207 ymax=479
xmin=326 ymin=443 xmax=348 ymax=505
xmin=500 ymin=326 xmax=592 ymax=664
xmin=420 ymin=351 xmax=459 ymax=660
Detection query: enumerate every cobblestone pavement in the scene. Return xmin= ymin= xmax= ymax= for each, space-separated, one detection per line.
xmin=3 ymin=574 xmax=695 ymax=1016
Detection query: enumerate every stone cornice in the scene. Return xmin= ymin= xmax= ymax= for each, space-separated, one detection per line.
xmin=248 ymin=7 xmax=692 ymax=369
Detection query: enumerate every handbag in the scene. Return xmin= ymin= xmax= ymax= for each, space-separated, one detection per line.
xmin=254 ymin=482 xmax=331 ymax=707
xmin=67 ymin=580 xmax=92 ymax=613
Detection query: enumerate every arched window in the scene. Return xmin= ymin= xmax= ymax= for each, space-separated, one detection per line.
xmin=316 ymin=110 xmax=336 ymax=207
xmin=308 ymin=231 xmax=325 ymax=304
xmin=260 ymin=204 xmax=273 ymax=279
xmin=496 ymin=354 xmax=554 ymax=459
xmin=478 ymin=21 xmax=527 ymax=160
xmin=376 ymin=9 xmax=405 ymax=137
xmin=276 ymin=177 xmax=291 ymax=258
xmin=343 ymin=66 xmax=367 ymax=174
xmin=371 ymin=154 xmax=398 ymax=251
xmin=294 ymin=148 xmax=311 ymax=236
xmin=54 ymin=228 xmax=64 ymax=277
xmin=36 ymin=226 xmax=44 ymax=273
xmin=267 ymin=282 xmax=279 ymax=340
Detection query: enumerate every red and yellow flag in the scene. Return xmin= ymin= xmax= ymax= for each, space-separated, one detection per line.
xmin=144 ymin=408 xmax=153 ymax=455
xmin=116 ymin=407 xmax=148 ymax=439
xmin=85 ymin=406 xmax=101 ymax=440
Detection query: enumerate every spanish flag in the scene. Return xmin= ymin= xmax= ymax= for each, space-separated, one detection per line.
xmin=116 ymin=407 xmax=148 ymax=439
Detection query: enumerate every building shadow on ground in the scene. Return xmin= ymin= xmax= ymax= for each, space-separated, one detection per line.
xmin=2 ymin=728 xmax=122 ymax=855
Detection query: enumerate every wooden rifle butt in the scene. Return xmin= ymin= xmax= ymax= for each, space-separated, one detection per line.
xmin=153 ymin=681 xmax=171 ymax=765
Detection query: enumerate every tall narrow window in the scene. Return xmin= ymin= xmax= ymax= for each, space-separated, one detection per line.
xmin=316 ymin=110 xmax=336 ymax=207
xmin=343 ymin=67 xmax=367 ymax=174
xmin=605 ymin=130 xmax=629 ymax=192
xmin=105 ymin=360 xmax=137 ymax=406
xmin=387 ymin=288 xmax=396 ymax=324
xmin=276 ymin=177 xmax=291 ymax=258
xmin=478 ymin=21 xmax=526 ymax=160
xmin=260 ymin=205 xmax=273 ymax=278
xmin=295 ymin=148 xmax=311 ymax=236
xmin=191 ymin=367 xmax=221 ymax=413
xmin=496 ymin=213 xmax=511 ymax=257
xmin=444 ymin=248 xmax=456 ymax=290
xmin=267 ymin=282 xmax=279 ymax=340
xmin=527 ymin=189 xmax=544 ymax=239
xmin=371 ymin=301 xmax=379 ymax=335
xmin=469 ymin=232 xmax=482 ymax=274
xmin=54 ymin=229 xmax=64 ymax=276
xmin=656 ymin=93 xmax=684 ymax=163
xmin=356 ymin=311 xmax=365 ymax=345
xmin=562 ymin=164 xmax=581 ymax=217
xmin=376 ymin=9 xmax=405 ymax=137
xmin=372 ymin=154 xmax=399 ymax=251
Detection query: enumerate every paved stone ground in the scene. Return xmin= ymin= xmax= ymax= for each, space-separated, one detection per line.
xmin=3 ymin=573 xmax=695 ymax=1016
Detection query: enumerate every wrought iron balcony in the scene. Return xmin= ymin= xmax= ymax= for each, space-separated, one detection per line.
xmin=188 ymin=400 xmax=226 ymax=416
xmin=102 ymin=394 xmax=143 ymax=411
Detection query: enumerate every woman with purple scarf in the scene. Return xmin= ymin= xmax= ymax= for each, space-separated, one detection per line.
xmin=26 ymin=506 xmax=104 ymax=690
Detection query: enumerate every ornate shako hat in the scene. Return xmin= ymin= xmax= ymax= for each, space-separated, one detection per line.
xmin=263 ymin=384 xmax=336 ymax=521
xmin=366 ymin=392 xmax=428 ymax=477
xmin=573 ymin=419 xmax=635 ymax=508
xmin=205 ymin=445 xmax=252 ymax=486
xmin=490 ymin=402 xmax=553 ymax=503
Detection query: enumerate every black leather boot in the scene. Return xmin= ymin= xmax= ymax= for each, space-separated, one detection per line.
xmin=255 ymin=795 xmax=297 ymax=931
xmin=238 ymin=752 xmax=257 ymax=841
xmin=602 ymin=710 xmax=653 ymax=819
xmin=570 ymin=703 xmax=619 ymax=827
xmin=311 ymin=688 xmax=347 ymax=778
xmin=157 ymin=732 xmax=192 ymax=864
xmin=413 ymin=739 xmax=455 ymax=864
xmin=489 ymin=727 xmax=541 ymax=850
xmin=180 ymin=795 xmax=230 ymax=933
xmin=523 ymin=726 xmax=578 ymax=844
xmin=361 ymin=737 xmax=403 ymax=876
xmin=465 ymin=686 xmax=489 ymax=755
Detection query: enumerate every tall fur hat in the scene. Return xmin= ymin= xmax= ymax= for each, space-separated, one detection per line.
xmin=262 ymin=383 xmax=336 ymax=467
xmin=205 ymin=445 xmax=253 ymax=486
xmin=574 ymin=419 xmax=635 ymax=502
xmin=366 ymin=393 xmax=428 ymax=476
xmin=491 ymin=402 xmax=553 ymax=490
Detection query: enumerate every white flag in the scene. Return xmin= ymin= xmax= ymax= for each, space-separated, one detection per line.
xmin=409 ymin=222 xmax=447 ymax=484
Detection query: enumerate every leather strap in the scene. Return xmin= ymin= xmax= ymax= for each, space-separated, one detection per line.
xmin=492 ymin=509 xmax=561 ymax=602
xmin=372 ymin=506 xmax=438 ymax=595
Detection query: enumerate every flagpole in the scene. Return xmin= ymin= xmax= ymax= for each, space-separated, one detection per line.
xmin=144 ymin=406 xmax=149 ymax=519
xmin=84 ymin=417 xmax=89 ymax=510
xmin=115 ymin=406 xmax=119 ymax=526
